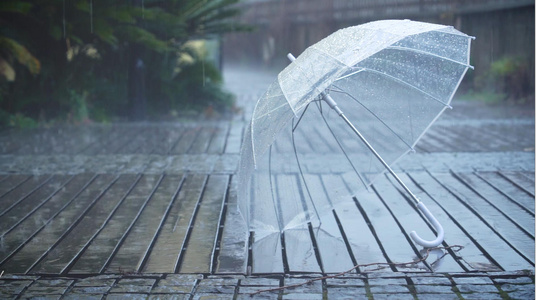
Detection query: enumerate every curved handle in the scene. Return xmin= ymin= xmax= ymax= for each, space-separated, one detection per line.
xmin=410 ymin=202 xmax=444 ymax=248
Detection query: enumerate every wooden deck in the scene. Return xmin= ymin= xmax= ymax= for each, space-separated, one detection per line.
xmin=0 ymin=69 xmax=533 ymax=277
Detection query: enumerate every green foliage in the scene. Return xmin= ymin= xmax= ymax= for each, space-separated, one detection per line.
xmin=459 ymin=90 xmax=506 ymax=105
xmin=0 ymin=0 xmax=249 ymax=125
xmin=66 ymin=89 xmax=90 ymax=123
xmin=0 ymin=37 xmax=41 ymax=79
xmin=473 ymin=56 xmax=533 ymax=104
xmin=0 ymin=1 xmax=32 ymax=14
xmin=164 ymin=41 xmax=234 ymax=113
xmin=0 ymin=110 xmax=37 ymax=128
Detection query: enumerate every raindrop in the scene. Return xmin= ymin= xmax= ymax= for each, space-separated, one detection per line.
xmin=142 ymin=0 xmax=145 ymax=19
xmin=62 ymin=0 xmax=66 ymax=38
xmin=89 ymin=0 xmax=93 ymax=33
xmin=202 ymin=58 xmax=206 ymax=87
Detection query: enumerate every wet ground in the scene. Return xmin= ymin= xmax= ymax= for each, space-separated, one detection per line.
xmin=0 ymin=66 xmax=534 ymax=299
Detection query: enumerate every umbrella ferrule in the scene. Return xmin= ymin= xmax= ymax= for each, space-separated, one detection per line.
xmin=322 ymin=93 xmax=343 ymax=115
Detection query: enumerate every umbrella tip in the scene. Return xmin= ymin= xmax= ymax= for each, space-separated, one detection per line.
xmin=287 ymin=53 xmax=296 ymax=62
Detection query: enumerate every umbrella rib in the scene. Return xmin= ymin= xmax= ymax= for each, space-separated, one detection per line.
xmin=268 ymin=145 xmax=284 ymax=233
xmin=387 ymin=46 xmax=474 ymax=69
xmin=328 ymin=86 xmax=415 ymax=152
xmin=316 ymin=100 xmax=369 ymax=189
xmin=435 ymin=27 xmax=475 ymax=40
xmin=253 ymin=101 xmax=292 ymax=120
xmin=291 ymin=112 xmax=322 ymax=225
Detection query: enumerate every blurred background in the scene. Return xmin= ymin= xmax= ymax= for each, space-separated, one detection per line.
xmin=0 ymin=0 xmax=252 ymax=127
xmin=223 ymin=0 xmax=534 ymax=104
xmin=0 ymin=0 xmax=534 ymax=128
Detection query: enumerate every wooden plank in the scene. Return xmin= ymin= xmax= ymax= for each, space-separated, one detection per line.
xmin=105 ymin=174 xmax=184 ymax=273
xmin=418 ymin=131 xmax=456 ymax=152
xmin=70 ymin=126 xmax=111 ymax=154
xmin=207 ymin=124 xmax=230 ymax=154
xmin=249 ymin=174 xmax=284 ymax=274
xmin=304 ymin=124 xmax=332 ymax=154
xmin=1 ymin=174 xmax=116 ymax=274
xmin=251 ymin=233 xmax=284 ymax=274
xmin=455 ymin=172 xmax=534 ymax=237
xmin=274 ymin=174 xmax=321 ymax=273
xmin=291 ymin=126 xmax=314 ymax=154
xmin=499 ymin=171 xmax=535 ymax=197
xmin=302 ymin=174 xmax=355 ymax=273
xmin=434 ymin=172 xmax=534 ymax=264
xmin=117 ymin=127 xmax=150 ymax=153
xmin=65 ymin=126 xmax=116 ymax=154
xmin=0 ymin=175 xmax=51 ymax=216
xmin=414 ymin=135 xmax=439 ymax=153
xmin=477 ymin=172 xmax=535 ymax=214
xmin=145 ymin=127 xmax=184 ymax=155
xmin=0 ymin=130 xmax=24 ymax=154
xmin=5 ymin=128 xmax=47 ymax=155
xmin=0 ymin=175 xmax=72 ymax=235
xmin=189 ymin=127 xmax=215 ymax=153
xmin=30 ymin=174 xmax=139 ymax=274
xmin=179 ymin=175 xmax=229 ymax=273
xmin=161 ymin=127 xmax=187 ymax=155
xmin=399 ymin=173 xmax=502 ymax=272
xmin=341 ymin=175 xmax=430 ymax=272
xmin=170 ymin=127 xmax=200 ymax=154
xmin=375 ymin=174 xmax=465 ymax=272
xmin=215 ymin=175 xmax=248 ymax=274
xmin=224 ymin=121 xmax=244 ymax=154
xmin=312 ymin=121 xmax=340 ymax=153
xmin=142 ymin=174 xmax=207 ymax=273
xmin=0 ymin=174 xmax=94 ymax=268
xmin=410 ymin=172 xmax=533 ymax=271
xmin=0 ymin=175 xmax=29 ymax=198
xmin=273 ymin=129 xmax=294 ymax=154
xmin=438 ymin=126 xmax=484 ymax=152
xmin=321 ymin=174 xmax=390 ymax=272
xmin=47 ymin=126 xmax=96 ymax=155
xmin=68 ymin=174 xmax=162 ymax=274
xmin=107 ymin=127 xmax=146 ymax=154
xmin=518 ymin=171 xmax=535 ymax=183
xmin=79 ymin=126 xmax=127 ymax=155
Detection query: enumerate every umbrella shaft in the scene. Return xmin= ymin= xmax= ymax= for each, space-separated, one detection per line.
xmin=338 ymin=112 xmax=421 ymax=205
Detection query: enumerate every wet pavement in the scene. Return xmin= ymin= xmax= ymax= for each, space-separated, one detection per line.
xmin=0 ymin=66 xmax=534 ymax=299
xmin=1 ymin=271 xmax=534 ymax=299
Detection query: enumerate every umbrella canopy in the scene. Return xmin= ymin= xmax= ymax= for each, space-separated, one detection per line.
xmin=237 ymin=20 xmax=473 ymax=245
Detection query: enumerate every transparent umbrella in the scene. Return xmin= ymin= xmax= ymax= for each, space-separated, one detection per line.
xmin=237 ymin=20 xmax=474 ymax=250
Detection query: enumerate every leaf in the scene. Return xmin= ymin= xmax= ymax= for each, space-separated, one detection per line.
xmin=118 ymin=26 xmax=170 ymax=52
xmin=93 ymin=19 xmax=118 ymax=45
xmin=0 ymin=1 xmax=33 ymax=14
xmin=186 ymin=0 xmax=240 ymax=20
xmin=0 ymin=58 xmax=15 ymax=81
xmin=0 ymin=37 xmax=40 ymax=75
xmin=104 ymin=6 xmax=137 ymax=24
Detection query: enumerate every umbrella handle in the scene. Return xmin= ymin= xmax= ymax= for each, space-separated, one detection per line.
xmin=410 ymin=202 xmax=444 ymax=248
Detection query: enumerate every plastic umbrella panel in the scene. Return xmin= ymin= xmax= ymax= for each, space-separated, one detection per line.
xmin=237 ymin=20 xmax=473 ymax=241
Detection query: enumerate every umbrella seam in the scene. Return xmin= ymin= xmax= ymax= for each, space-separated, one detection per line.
xmin=354 ymin=67 xmax=452 ymax=107
xmin=387 ymin=45 xmax=474 ymax=69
